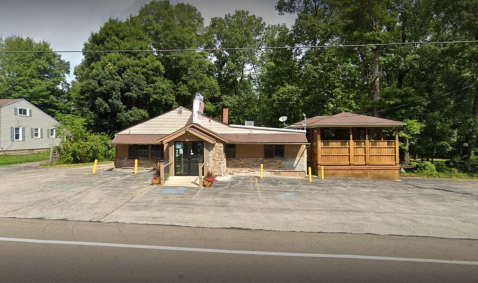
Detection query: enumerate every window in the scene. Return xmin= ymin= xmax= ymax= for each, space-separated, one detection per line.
xmin=18 ymin=108 xmax=28 ymax=116
xmin=12 ymin=127 xmax=24 ymax=141
xmin=151 ymin=145 xmax=163 ymax=160
xmin=226 ymin=144 xmax=236 ymax=158
xmin=264 ymin=145 xmax=284 ymax=158
xmin=128 ymin=145 xmax=149 ymax=159
xmin=48 ymin=128 xmax=56 ymax=138
xmin=32 ymin=128 xmax=42 ymax=138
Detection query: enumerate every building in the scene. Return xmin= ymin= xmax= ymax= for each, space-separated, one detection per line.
xmin=111 ymin=102 xmax=308 ymax=177
xmin=0 ymin=99 xmax=60 ymax=155
xmin=288 ymin=112 xmax=406 ymax=180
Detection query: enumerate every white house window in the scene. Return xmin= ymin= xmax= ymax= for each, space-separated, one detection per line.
xmin=12 ymin=127 xmax=25 ymax=141
xmin=48 ymin=128 xmax=56 ymax=138
xmin=18 ymin=107 xmax=29 ymax=116
xmin=33 ymin=128 xmax=41 ymax=138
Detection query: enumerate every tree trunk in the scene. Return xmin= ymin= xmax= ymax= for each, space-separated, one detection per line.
xmin=405 ymin=137 xmax=410 ymax=165
xmin=465 ymin=90 xmax=478 ymax=161
xmin=373 ymin=46 xmax=380 ymax=117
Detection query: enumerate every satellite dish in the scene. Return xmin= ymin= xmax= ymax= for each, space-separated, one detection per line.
xmin=279 ymin=116 xmax=288 ymax=122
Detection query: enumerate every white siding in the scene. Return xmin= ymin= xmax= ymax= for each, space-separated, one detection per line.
xmin=117 ymin=107 xmax=303 ymax=136
xmin=0 ymin=100 xmax=60 ymax=151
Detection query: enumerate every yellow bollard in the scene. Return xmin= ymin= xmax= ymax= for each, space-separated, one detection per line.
xmin=308 ymin=167 xmax=312 ymax=182
xmin=321 ymin=166 xmax=324 ymax=179
xmin=260 ymin=164 xmax=263 ymax=179
xmin=92 ymin=159 xmax=98 ymax=174
xmin=134 ymin=159 xmax=138 ymax=174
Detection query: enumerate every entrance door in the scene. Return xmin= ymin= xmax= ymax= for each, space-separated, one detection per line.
xmin=174 ymin=141 xmax=204 ymax=176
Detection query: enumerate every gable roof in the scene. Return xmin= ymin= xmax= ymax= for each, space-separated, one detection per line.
xmin=290 ymin=112 xmax=406 ymax=128
xmin=112 ymin=106 xmax=308 ymax=144
xmin=0 ymin=99 xmax=21 ymax=106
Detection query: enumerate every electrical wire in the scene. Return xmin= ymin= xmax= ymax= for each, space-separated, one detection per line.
xmin=1 ymin=40 xmax=478 ymax=54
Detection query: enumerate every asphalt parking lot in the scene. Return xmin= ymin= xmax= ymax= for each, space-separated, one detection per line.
xmin=0 ymin=162 xmax=477 ymax=239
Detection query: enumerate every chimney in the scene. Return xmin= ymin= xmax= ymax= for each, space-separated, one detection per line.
xmin=222 ymin=108 xmax=229 ymax=124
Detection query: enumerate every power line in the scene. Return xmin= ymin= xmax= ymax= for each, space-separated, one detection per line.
xmin=377 ymin=84 xmax=474 ymax=113
xmin=1 ymin=40 xmax=478 ymax=54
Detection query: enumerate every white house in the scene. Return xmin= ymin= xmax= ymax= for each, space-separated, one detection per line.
xmin=0 ymin=99 xmax=60 ymax=154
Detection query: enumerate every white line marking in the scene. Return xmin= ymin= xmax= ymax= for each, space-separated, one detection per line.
xmin=0 ymin=237 xmax=477 ymax=266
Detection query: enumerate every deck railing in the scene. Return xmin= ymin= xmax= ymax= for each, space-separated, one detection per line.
xmin=319 ymin=140 xmax=397 ymax=165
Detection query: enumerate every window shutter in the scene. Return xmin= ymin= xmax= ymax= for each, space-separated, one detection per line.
xmin=47 ymin=129 xmax=50 ymax=138
xmin=21 ymin=127 xmax=25 ymax=141
xmin=31 ymin=128 xmax=34 ymax=138
xmin=14 ymin=107 xmax=18 ymax=115
xmin=11 ymin=127 xmax=14 ymax=141
xmin=29 ymin=109 xmax=32 ymax=117
xmin=40 ymin=128 xmax=43 ymax=138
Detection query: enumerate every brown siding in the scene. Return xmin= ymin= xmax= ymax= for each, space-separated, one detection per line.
xmin=172 ymin=133 xmax=206 ymax=142
xmin=236 ymin=144 xmax=263 ymax=158
xmin=116 ymin=145 xmax=128 ymax=158
xmin=285 ymin=144 xmax=303 ymax=158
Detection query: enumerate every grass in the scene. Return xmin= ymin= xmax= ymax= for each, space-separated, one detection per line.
xmin=0 ymin=151 xmax=50 ymax=166
xmin=39 ymin=160 xmax=114 ymax=168
xmin=401 ymin=171 xmax=478 ymax=180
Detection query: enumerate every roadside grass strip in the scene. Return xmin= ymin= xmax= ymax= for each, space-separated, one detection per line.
xmin=277 ymin=193 xmax=300 ymax=199
xmin=0 ymin=237 xmax=477 ymax=266
xmin=163 ymin=188 xmax=188 ymax=194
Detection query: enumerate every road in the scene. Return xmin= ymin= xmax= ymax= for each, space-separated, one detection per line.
xmin=0 ymin=218 xmax=477 ymax=283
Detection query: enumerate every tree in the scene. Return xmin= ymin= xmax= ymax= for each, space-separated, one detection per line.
xmin=0 ymin=36 xmax=71 ymax=116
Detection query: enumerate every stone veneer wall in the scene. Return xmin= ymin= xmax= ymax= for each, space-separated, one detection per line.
xmin=0 ymin=148 xmax=49 ymax=156
xmin=226 ymin=156 xmax=306 ymax=175
xmin=207 ymin=142 xmax=226 ymax=176
xmin=114 ymin=158 xmax=157 ymax=168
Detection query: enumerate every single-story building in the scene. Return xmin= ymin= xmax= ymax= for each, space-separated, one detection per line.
xmin=288 ymin=112 xmax=406 ymax=180
xmin=111 ymin=98 xmax=308 ymax=177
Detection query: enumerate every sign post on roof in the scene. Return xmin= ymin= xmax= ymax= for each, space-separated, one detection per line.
xmin=192 ymin=92 xmax=204 ymax=124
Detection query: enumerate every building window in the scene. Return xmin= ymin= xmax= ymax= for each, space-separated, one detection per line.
xmin=48 ymin=128 xmax=56 ymax=138
xmin=264 ymin=145 xmax=284 ymax=158
xmin=33 ymin=128 xmax=41 ymax=138
xmin=151 ymin=145 xmax=164 ymax=160
xmin=12 ymin=127 xmax=24 ymax=141
xmin=226 ymin=144 xmax=236 ymax=158
xmin=17 ymin=107 xmax=30 ymax=116
xmin=128 ymin=145 xmax=149 ymax=159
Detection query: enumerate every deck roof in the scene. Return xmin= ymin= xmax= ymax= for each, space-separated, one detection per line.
xmin=290 ymin=112 xmax=406 ymax=128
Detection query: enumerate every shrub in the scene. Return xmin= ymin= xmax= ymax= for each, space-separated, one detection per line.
xmin=414 ymin=161 xmax=437 ymax=173
xmin=447 ymin=157 xmax=478 ymax=173
xmin=433 ymin=161 xmax=450 ymax=173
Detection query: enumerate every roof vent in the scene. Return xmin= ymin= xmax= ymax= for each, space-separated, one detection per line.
xmin=245 ymin=121 xmax=254 ymax=126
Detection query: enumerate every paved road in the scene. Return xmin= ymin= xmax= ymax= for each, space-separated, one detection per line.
xmin=0 ymin=162 xmax=477 ymax=239
xmin=0 ymin=218 xmax=477 ymax=283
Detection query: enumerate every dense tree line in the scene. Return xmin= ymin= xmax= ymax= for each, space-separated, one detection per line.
xmin=0 ymin=0 xmax=477 ymax=164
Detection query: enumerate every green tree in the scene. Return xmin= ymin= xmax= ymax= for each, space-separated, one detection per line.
xmin=0 ymin=36 xmax=71 ymax=116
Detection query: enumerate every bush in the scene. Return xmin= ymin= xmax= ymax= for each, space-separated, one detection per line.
xmin=414 ymin=161 xmax=437 ymax=173
xmin=433 ymin=161 xmax=450 ymax=173
xmin=447 ymin=157 xmax=478 ymax=173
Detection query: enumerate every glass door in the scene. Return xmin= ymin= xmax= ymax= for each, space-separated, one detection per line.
xmin=174 ymin=141 xmax=204 ymax=176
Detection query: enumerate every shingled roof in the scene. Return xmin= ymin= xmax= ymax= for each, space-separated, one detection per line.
xmin=290 ymin=112 xmax=406 ymax=128
xmin=0 ymin=99 xmax=21 ymax=106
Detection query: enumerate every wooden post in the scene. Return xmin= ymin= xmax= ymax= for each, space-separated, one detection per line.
xmin=198 ymin=163 xmax=203 ymax=187
xmin=317 ymin=129 xmax=321 ymax=165
xmin=395 ymin=127 xmax=399 ymax=165
xmin=365 ymin=128 xmax=369 ymax=165
xmin=160 ymin=161 xmax=165 ymax=186
xmin=349 ymin=128 xmax=354 ymax=165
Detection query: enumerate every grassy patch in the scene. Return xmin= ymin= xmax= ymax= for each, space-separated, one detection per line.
xmin=401 ymin=171 xmax=478 ymax=180
xmin=0 ymin=151 xmax=50 ymax=166
xmin=39 ymin=161 xmax=114 ymax=168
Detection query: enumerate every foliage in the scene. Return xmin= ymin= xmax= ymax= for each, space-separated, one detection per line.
xmin=414 ymin=161 xmax=437 ymax=174
xmin=0 ymin=36 xmax=71 ymax=116
xmin=55 ymin=115 xmax=114 ymax=163
xmin=0 ymin=151 xmax=50 ymax=166
xmin=447 ymin=156 xmax=478 ymax=174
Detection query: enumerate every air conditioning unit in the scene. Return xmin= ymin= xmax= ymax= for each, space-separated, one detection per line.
xmin=245 ymin=121 xmax=254 ymax=126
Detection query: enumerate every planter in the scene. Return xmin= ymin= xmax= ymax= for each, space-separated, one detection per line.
xmin=203 ymin=180 xmax=213 ymax=187
xmin=151 ymin=178 xmax=160 ymax=185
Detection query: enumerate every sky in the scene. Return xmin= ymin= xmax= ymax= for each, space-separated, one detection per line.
xmin=0 ymin=0 xmax=297 ymax=82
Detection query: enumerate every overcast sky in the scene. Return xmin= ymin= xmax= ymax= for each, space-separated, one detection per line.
xmin=0 ymin=0 xmax=296 ymax=81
